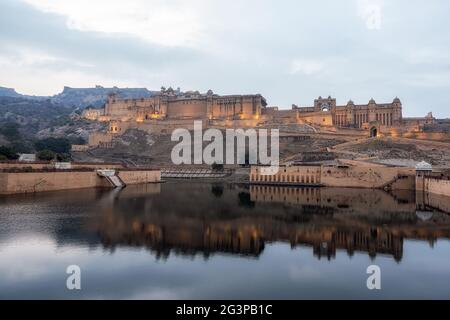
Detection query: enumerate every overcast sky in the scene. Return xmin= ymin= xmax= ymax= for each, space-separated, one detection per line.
xmin=0 ymin=0 xmax=449 ymax=117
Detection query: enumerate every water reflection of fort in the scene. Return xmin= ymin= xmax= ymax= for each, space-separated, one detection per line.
xmin=93 ymin=184 xmax=450 ymax=262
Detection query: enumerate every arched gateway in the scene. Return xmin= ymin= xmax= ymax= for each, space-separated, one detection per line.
xmin=370 ymin=127 xmax=378 ymax=138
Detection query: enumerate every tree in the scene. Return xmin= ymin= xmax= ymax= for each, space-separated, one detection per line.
xmin=10 ymin=141 xmax=33 ymax=154
xmin=56 ymin=153 xmax=71 ymax=162
xmin=0 ymin=145 xmax=19 ymax=160
xmin=35 ymin=138 xmax=71 ymax=154
xmin=37 ymin=149 xmax=56 ymax=161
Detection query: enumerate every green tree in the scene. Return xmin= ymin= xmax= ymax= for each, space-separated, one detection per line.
xmin=56 ymin=153 xmax=71 ymax=162
xmin=0 ymin=145 xmax=19 ymax=160
xmin=10 ymin=141 xmax=33 ymax=154
xmin=35 ymin=138 xmax=71 ymax=154
xmin=37 ymin=149 xmax=56 ymax=161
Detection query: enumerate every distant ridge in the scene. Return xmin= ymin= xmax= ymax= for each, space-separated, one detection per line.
xmin=0 ymin=85 xmax=157 ymax=109
xmin=0 ymin=86 xmax=21 ymax=98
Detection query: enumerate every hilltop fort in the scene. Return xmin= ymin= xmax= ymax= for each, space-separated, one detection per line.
xmin=82 ymin=87 xmax=437 ymax=149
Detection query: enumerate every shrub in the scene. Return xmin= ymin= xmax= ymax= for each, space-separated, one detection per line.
xmin=37 ymin=149 xmax=56 ymax=161
xmin=0 ymin=145 xmax=19 ymax=160
xmin=35 ymin=138 xmax=71 ymax=154
xmin=56 ymin=153 xmax=71 ymax=162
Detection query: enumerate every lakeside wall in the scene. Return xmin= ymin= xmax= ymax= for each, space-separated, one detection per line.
xmin=0 ymin=161 xmax=124 ymax=170
xmin=250 ymin=165 xmax=415 ymax=189
xmin=0 ymin=169 xmax=160 ymax=195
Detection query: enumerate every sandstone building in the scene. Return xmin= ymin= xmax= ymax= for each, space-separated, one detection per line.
xmin=100 ymin=87 xmax=266 ymax=122
xmin=294 ymin=96 xmax=403 ymax=128
xmin=82 ymin=87 xmax=436 ymax=146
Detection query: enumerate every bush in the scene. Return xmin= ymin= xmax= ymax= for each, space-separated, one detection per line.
xmin=35 ymin=138 xmax=71 ymax=154
xmin=56 ymin=153 xmax=71 ymax=162
xmin=37 ymin=149 xmax=56 ymax=161
xmin=10 ymin=141 xmax=33 ymax=154
xmin=0 ymin=145 xmax=19 ymax=160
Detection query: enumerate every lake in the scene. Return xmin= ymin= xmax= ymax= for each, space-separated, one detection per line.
xmin=1 ymin=182 xmax=450 ymax=299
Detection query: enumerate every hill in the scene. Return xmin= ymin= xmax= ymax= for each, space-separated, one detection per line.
xmin=0 ymin=85 xmax=157 ymax=109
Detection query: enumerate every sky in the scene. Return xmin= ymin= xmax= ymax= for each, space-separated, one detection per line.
xmin=0 ymin=0 xmax=449 ymax=117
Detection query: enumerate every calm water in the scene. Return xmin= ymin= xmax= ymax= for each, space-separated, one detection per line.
xmin=1 ymin=182 xmax=450 ymax=299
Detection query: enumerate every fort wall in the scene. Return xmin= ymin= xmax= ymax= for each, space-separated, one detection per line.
xmin=321 ymin=166 xmax=414 ymax=189
xmin=0 ymin=169 xmax=161 ymax=194
xmin=118 ymin=170 xmax=161 ymax=184
xmin=71 ymin=144 xmax=90 ymax=152
xmin=0 ymin=171 xmax=105 ymax=194
xmin=250 ymin=164 xmax=416 ymax=189
xmin=0 ymin=161 xmax=124 ymax=170
xmin=166 ymin=99 xmax=207 ymax=119
xmin=387 ymin=130 xmax=450 ymax=142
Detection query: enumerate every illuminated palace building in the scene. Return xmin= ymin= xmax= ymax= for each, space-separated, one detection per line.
xmin=82 ymin=87 xmax=435 ymax=146
xmin=102 ymin=87 xmax=266 ymax=122
xmin=294 ymin=96 xmax=403 ymax=128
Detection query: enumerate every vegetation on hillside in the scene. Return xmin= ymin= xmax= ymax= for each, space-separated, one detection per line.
xmin=0 ymin=146 xmax=19 ymax=160
xmin=34 ymin=137 xmax=71 ymax=154
xmin=36 ymin=149 xmax=56 ymax=161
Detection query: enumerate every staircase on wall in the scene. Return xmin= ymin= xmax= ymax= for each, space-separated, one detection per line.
xmin=96 ymin=169 xmax=126 ymax=188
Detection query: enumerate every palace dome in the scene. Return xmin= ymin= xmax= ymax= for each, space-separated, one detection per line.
xmin=369 ymin=98 xmax=376 ymax=104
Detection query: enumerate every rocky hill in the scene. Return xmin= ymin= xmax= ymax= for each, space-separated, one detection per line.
xmin=51 ymin=85 xmax=156 ymax=108
xmin=0 ymin=85 xmax=156 ymax=109
xmin=0 ymin=85 xmax=156 ymax=150
xmin=0 ymin=86 xmax=21 ymax=98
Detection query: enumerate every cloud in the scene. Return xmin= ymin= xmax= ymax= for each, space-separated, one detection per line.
xmin=0 ymin=0 xmax=449 ymax=117
xmin=290 ymin=59 xmax=325 ymax=75
xmin=21 ymin=0 xmax=207 ymax=47
xmin=357 ymin=0 xmax=383 ymax=30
